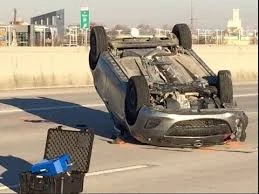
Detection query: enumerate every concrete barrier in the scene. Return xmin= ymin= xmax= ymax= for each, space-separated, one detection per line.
xmin=0 ymin=45 xmax=257 ymax=90
xmin=0 ymin=47 xmax=92 ymax=90
xmin=193 ymin=45 xmax=258 ymax=81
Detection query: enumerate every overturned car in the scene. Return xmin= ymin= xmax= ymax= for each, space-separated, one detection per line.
xmin=89 ymin=24 xmax=248 ymax=147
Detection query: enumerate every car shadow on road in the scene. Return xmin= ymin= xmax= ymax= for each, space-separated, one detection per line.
xmin=0 ymin=155 xmax=31 ymax=192
xmin=0 ymin=97 xmax=115 ymax=191
xmin=0 ymin=97 xmax=114 ymax=140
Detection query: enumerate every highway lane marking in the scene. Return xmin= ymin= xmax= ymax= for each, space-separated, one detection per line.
xmin=0 ymin=92 xmax=257 ymax=114
xmin=246 ymin=112 xmax=258 ymax=114
xmin=234 ymin=93 xmax=258 ymax=97
xmin=85 ymin=164 xmax=150 ymax=177
xmin=0 ymin=164 xmax=150 ymax=191
xmin=0 ymin=103 xmax=257 ymax=114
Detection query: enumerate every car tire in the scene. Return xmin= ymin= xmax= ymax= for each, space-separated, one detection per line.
xmin=125 ymin=76 xmax=150 ymax=126
xmin=217 ymin=70 xmax=233 ymax=104
xmin=172 ymin=23 xmax=192 ymax=50
xmin=240 ymin=131 xmax=246 ymax=142
xmin=89 ymin=26 xmax=108 ymax=70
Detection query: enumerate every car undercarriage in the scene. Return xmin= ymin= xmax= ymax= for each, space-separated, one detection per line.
xmin=89 ymin=24 xmax=248 ymax=147
xmin=113 ymin=45 xmax=234 ymax=113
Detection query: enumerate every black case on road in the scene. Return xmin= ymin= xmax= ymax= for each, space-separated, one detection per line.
xmin=19 ymin=126 xmax=94 ymax=194
xmin=19 ymin=172 xmax=85 ymax=194
xmin=44 ymin=126 xmax=94 ymax=173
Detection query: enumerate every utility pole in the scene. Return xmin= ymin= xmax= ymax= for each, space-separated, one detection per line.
xmin=13 ymin=8 xmax=17 ymax=25
xmin=190 ymin=0 xmax=193 ymax=30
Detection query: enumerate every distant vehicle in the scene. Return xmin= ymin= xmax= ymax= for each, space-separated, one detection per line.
xmin=89 ymin=24 xmax=248 ymax=148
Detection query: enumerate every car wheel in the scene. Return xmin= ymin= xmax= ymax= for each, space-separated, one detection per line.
xmin=172 ymin=23 xmax=192 ymax=50
xmin=89 ymin=26 xmax=108 ymax=70
xmin=217 ymin=70 xmax=233 ymax=104
xmin=125 ymin=76 xmax=150 ymax=125
xmin=240 ymin=131 xmax=247 ymax=142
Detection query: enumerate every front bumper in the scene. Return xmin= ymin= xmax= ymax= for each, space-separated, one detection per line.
xmin=128 ymin=106 xmax=248 ymax=147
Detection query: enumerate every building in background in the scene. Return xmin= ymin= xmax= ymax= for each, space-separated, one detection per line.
xmin=13 ymin=25 xmax=30 ymax=46
xmin=227 ymin=9 xmax=242 ymax=33
xmin=0 ymin=26 xmax=8 ymax=46
xmin=63 ymin=25 xmax=87 ymax=46
xmin=224 ymin=8 xmax=255 ymax=45
xmin=31 ymin=9 xmax=65 ymax=45
xmin=0 ymin=24 xmax=31 ymax=46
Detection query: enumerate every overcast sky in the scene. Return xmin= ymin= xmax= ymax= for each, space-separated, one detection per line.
xmin=0 ymin=0 xmax=258 ymax=29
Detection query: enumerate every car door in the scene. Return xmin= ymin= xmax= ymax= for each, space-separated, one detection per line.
xmin=105 ymin=62 xmax=127 ymax=122
xmin=92 ymin=56 xmax=109 ymax=105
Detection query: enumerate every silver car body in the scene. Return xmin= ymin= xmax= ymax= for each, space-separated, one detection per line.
xmin=91 ymin=37 xmax=248 ymax=147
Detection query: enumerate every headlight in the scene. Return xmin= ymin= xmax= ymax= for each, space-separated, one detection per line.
xmin=144 ymin=119 xmax=161 ymax=129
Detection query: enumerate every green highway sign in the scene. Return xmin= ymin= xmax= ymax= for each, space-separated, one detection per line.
xmin=80 ymin=8 xmax=90 ymax=29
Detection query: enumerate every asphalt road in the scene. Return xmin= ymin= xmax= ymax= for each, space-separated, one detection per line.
xmin=0 ymin=83 xmax=257 ymax=193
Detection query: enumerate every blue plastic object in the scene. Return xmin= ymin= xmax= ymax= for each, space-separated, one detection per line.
xmin=31 ymin=154 xmax=72 ymax=177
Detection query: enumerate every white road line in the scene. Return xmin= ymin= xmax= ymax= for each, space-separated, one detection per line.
xmin=0 ymin=103 xmax=105 ymax=114
xmin=0 ymin=93 xmax=257 ymax=114
xmin=234 ymin=93 xmax=258 ymax=97
xmin=0 ymin=165 xmax=149 ymax=191
xmin=246 ymin=112 xmax=258 ymax=114
xmin=85 ymin=165 xmax=149 ymax=177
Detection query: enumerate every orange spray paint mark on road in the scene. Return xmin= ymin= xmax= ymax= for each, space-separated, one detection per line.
xmin=224 ymin=141 xmax=243 ymax=149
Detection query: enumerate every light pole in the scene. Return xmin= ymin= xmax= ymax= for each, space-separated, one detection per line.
xmin=190 ymin=0 xmax=193 ymax=31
